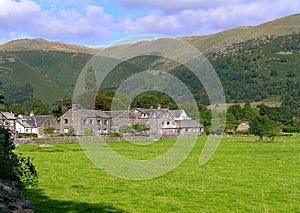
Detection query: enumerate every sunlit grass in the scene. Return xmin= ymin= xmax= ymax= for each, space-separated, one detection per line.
xmin=16 ymin=136 xmax=300 ymax=212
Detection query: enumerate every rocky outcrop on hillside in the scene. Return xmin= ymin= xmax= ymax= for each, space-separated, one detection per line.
xmin=0 ymin=180 xmax=34 ymax=213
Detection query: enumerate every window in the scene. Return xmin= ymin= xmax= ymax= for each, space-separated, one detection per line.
xmin=89 ymin=120 xmax=94 ymax=125
xmin=64 ymin=119 xmax=68 ymax=124
xmin=97 ymin=120 xmax=101 ymax=125
xmin=104 ymin=120 xmax=108 ymax=125
xmin=167 ymin=121 xmax=170 ymax=125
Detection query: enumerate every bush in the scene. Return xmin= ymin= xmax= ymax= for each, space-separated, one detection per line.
xmin=44 ymin=127 xmax=55 ymax=134
xmin=0 ymin=127 xmax=38 ymax=188
xmin=102 ymin=132 xmax=122 ymax=137
xmin=84 ymin=128 xmax=94 ymax=136
xmin=236 ymin=130 xmax=250 ymax=135
xmin=18 ymin=133 xmax=38 ymax=138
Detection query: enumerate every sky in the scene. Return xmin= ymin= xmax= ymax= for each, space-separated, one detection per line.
xmin=0 ymin=0 xmax=300 ymax=47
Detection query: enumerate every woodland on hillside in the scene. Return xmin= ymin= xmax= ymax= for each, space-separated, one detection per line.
xmin=1 ymin=32 xmax=300 ymax=135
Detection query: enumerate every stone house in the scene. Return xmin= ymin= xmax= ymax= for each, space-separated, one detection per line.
xmin=59 ymin=107 xmax=204 ymax=137
xmin=129 ymin=108 xmax=204 ymax=136
xmin=59 ymin=109 xmax=111 ymax=136
xmin=236 ymin=121 xmax=250 ymax=132
xmin=129 ymin=108 xmax=178 ymax=135
xmin=170 ymin=110 xmax=191 ymax=121
xmin=176 ymin=120 xmax=205 ymax=136
xmin=16 ymin=113 xmax=58 ymax=138
xmin=0 ymin=111 xmax=17 ymax=139
xmin=104 ymin=111 xmax=129 ymax=133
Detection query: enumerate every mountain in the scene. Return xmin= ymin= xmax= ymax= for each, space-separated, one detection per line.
xmin=182 ymin=13 xmax=300 ymax=53
xmin=0 ymin=38 xmax=99 ymax=54
xmin=0 ymin=14 xmax=300 ymax=106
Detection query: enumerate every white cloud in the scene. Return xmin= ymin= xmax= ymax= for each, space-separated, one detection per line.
xmin=0 ymin=0 xmax=299 ymax=46
xmin=115 ymin=0 xmax=253 ymax=13
xmin=0 ymin=0 xmax=40 ymax=15
xmin=0 ymin=0 xmax=115 ymax=45
xmin=119 ymin=0 xmax=300 ymax=37
xmin=0 ymin=0 xmax=40 ymax=29
xmin=33 ymin=5 xmax=114 ymax=44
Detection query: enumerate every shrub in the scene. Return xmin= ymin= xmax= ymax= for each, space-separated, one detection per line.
xmin=102 ymin=132 xmax=121 ymax=137
xmin=18 ymin=133 xmax=38 ymax=138
xmin=84 ymin=128 xmax=94 ymax=136
xmin=0 ymin=127 xmax=38 ymax=188
xmin=44 ymin=127 xmax=55 ymax=134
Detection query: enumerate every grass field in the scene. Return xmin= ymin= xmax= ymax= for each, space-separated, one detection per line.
xmin=16 ymin=136 xmax=300 ymax=212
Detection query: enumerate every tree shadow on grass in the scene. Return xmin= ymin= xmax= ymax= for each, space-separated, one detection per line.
xmin=24 ymin=189 xmax=128 ymax=213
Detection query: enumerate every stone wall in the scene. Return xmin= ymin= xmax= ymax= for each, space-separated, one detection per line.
xmin=0 ymin=180 xmax=34 ymax=213
xmin=15 ymin=134 xmax=166 ymax=145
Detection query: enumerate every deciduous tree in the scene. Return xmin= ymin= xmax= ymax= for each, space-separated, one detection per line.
xmin=84 ymin=66 xmax=97 ymax=93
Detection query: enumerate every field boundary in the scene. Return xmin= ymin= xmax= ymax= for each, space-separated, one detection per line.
xmin=15 ymin=134 xmax=178 ymax=145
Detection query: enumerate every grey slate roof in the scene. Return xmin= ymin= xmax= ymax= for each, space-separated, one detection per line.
xmin=17 ymin=115 xmax=56 ymax=128
xmin=1 ymin=111 xmax=16 ymax=120
xmin=176 ymin=120 xmax=204 ymax=128
xmin=170 ymin=110 xmax=184 ymax=118
xmin=73 ymin=109 xmax=110 ymax=118
xmin=104 ymin=111 xmax=128 ymax=118
xmin=132 ymin=108 xmax=169 ymax=118
xmin=34 ymin=115 xmax=53 ymax=126
xmin=17 ymin=117 xmax=37 ymax=128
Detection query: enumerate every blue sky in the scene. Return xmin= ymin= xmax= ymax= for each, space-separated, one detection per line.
xmin=0 ymin=0 xmax=300 ymax=47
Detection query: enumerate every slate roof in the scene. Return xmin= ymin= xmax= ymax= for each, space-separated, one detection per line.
xmin=176 ymin=120 xmax=204 ymax=128
xmin=0 ymin=111 xmax=16 ymax=120
xmin=73 ymin=109 xmax=110 ymax=118
xmin=170 ymin=110 xmax=184 ymax=118
xmin=17 ymin=115 xmax=57 ymax=128
xmin=132 ymin=108 xmax=169 ymax=118
xmin=34 ymin=115 xmax=54 ymax=126
xmin=17 ymin=117 xmax=37 ymax=128
xmin=104 ymin=111 xmax=128 ymax=118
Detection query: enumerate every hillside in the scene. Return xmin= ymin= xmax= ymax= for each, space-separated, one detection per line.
xmin=0 ymin=50 xmax=93 ymax=104
xmin=182 ymin=13 xmax=300 ymax=53
xmin=0 ymin=14 xmax=300 ymax=106
xmin=209 ymin=32 xmax=300 ymax=109
xmin=0 ymin=38 xmax=99 ymax=54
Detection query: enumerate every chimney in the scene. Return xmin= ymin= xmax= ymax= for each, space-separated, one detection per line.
xmin=157 ymin=104 xmax=161 ymax=110
xmin=30 ymin=111 xmax=34 ymax=117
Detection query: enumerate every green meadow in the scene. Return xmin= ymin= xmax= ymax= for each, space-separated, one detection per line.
xmin=16 ymin=136 xmax=300 ymax=212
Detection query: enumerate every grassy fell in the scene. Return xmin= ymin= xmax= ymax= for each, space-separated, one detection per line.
xmin=16 ymin=136 xmax=300 ymax=212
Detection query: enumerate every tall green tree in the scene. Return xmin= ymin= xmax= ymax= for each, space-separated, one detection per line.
xmin=9 ymin=103 xmax=26 ymax=116
xmin=84 ymin=66 xmax=97 ymax=93
xmin=0 ymin=127 xmax=38 ymax=187
xmin=29 ymin=100 xmax=51 ymax=115
xmin=0 ymin=92 xmax=6 ymax=110
xmin=0 ymin=92 xmax=4 ymax=105
xmin=227 ymin=104 xmax=243 ymax=121
xmin=131 ymin=94 xmax=159 ymax=109
xmin=51 ymin=97 xmax=72 ymax=118
xmin=243 ymin=100 xmax=255 ymax=121
xmin=249 ymin=115 xmax=272 ymax=142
